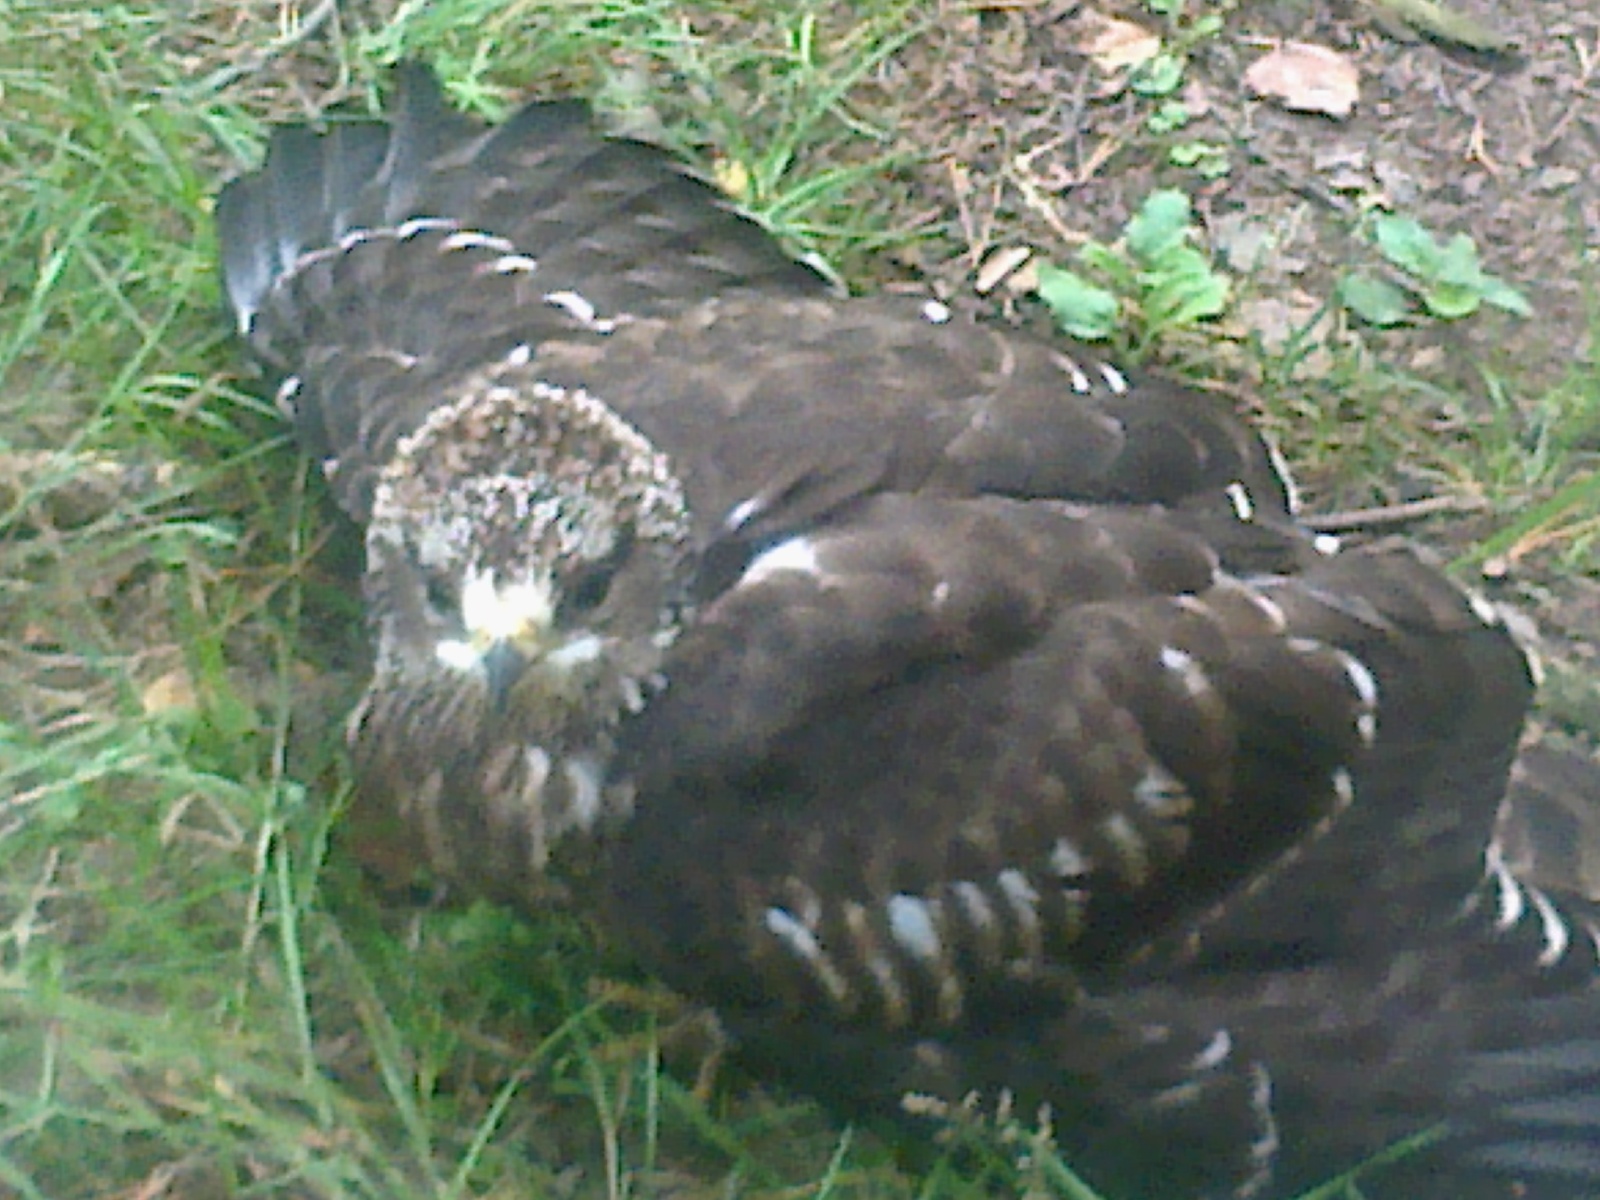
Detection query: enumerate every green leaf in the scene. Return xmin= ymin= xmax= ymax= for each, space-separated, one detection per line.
xmin=1126 ymin=190 xmax=1194 ymax=264
xmin=1169 ymin=274 xmax=1230 ymax=325
xmin=1131 ymin=53 xmax=1184 ymax=97
xmin=1169 ymin=140 xmax=1230 ymax=178
xmin=1373 ymin=214 xmax=1444 ymax=277
xmin=1370 ymin=215 xmax=1530 ymax=320
xmin=1142 ymin=258 xmax=1229 ymax=328
xmin=1422 ymin=282 xmax=1484 ymax=320
xmin=1339 ymin=273 xmax=1413 ymax=326
xmin=1146 ymin=101 xmax=1191 ymax=134
xmin=1434 ymin=232 xmax=1490 ymax=287
xmin=1141 ymin=246 xmax=1207 ymax=290
xmin=1480 ymin=276 xmax=1533 ymax=317
xmin=1035 ymin=263 xmax=1120 ymax=341
xmin=1077 ymin=241 xmax=1135 ymax=290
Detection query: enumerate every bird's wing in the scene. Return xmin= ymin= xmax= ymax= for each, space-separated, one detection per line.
xmin=502 ymin=285 xmax=1534 ymax=1031
xmin=1492 ymin=741 xmax=1600 ymax=904
xmin=533 ymin=291 xmax=1297 ymax=533
xmin=737 ymin=902 xmax=1600 ymax=1200
xmin=216 ymin=64 xmax=826 ymax=518
xmin=721 ymin=745 xmax=1600 ymax=1199
xmin=605 ymin=499 xmax=1533 ymax=1031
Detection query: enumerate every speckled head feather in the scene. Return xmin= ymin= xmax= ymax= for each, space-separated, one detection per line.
xmin=351 ymin=351 xmax=692 ymax=895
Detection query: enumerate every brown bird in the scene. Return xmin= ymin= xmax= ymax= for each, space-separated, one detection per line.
xmin=217 ymin=64 xmax=1600 ymax=1199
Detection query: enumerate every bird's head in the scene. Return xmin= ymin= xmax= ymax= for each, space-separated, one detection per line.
xmin=349 ymin=354 xmax=694 ymax=899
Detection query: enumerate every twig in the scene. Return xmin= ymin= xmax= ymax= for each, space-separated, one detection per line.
xmin=1303 ymin=493 xmax=1489 ymax=533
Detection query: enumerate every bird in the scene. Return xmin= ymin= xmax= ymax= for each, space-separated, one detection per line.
xmin=215 ymin=62 xmax=1322 ymax=918
xmin=215 ymin=63 xmax=1600 ymax=1199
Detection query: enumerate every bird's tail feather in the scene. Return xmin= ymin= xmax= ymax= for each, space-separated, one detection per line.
xmin=215 ymin=117 xmax=390 ymax=332
xmin=216 ymin=63 xmax=825 ymax=341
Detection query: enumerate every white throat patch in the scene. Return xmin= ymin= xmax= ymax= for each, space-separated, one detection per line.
xmin=434 ymin=566 xmax=557 ymax=671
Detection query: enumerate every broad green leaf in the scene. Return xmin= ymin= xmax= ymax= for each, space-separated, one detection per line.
xmin=1078 ymin=241 xmax=1134 ymax=289
xmin=1421 ymin=282 xmax=1482 ymax=320
xmin=1370 ymin=215 xmax=1529 ymax=320
xmin=1435 ymin=232 xmax=1489 ymax=287
xmin=1146 ymin=101 xmax=1191 ymax=134
xmin=1167 ymin=274 xmax=1230 ymax=325
xmin=1480 ymin=276 xmax=1533 ymax=317
xmin=1169 ymin=141 xmax=1229 ymax=177
xmin=1126 ymin=190 xmax=1194 ymax=264
xmin=1132 ymin=52 xmax=1184 ymax=97
xmin=1339 ymin=272 xmax=1413 ymax=326
xmin=1142 ymin=261 xmax=1229 ymax=328
xmin=1035 ymin=263 xmax=1120 ymax=341
xmin=1374 ymin=214 xmax=1443 ymax=276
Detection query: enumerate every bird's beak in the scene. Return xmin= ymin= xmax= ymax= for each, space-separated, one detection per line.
xmin=481 ymin=639 xmax=528 ymax=706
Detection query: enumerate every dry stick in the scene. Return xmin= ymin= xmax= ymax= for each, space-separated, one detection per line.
xmin=1303 ymin=493 xmax=1489 ymax=533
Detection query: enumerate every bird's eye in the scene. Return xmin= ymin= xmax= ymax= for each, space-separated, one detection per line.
xmin=561 ymin=561 xmax=617 ymax=617
xmin=424 ymin=576 xmax=456 ymax=615
xmin=558 ymin=533 xmax=635 ymax=620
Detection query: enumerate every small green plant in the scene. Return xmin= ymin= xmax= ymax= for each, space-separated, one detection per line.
xmin=1144 ymin=0 xmax=1227 ymax=38
xmin=1034 ymin=189 xmax=1231 ymax=356
xmin=1131 ymin=53 xmax=1185 ymax=105
xmin=1127 ymin=0 xmax=1228 ymax=135
xmin=1340 ymin=214 xmax=1532 ymax=326
xmin=1169 ymin=138 xmax=1230 ymax=179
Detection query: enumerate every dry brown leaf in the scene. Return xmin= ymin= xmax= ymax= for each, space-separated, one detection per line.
xmin=974 ymin=245 xmax=1034 ymax=295
xmin=1074 ymin=10 xmax=1161 ymax=73
xmin=1244 ymin=42 xmax=1360 ymax=118
xmin=711 ymin=156 xmax=752 ymax=202
xmin=141 ymin=668 xmax=198 ymax=715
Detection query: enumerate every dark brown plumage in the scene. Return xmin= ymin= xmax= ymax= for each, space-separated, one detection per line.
xmin=215 ymin=64 xmax=1600 ymax=1199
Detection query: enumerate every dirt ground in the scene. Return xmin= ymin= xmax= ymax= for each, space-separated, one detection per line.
xmin=898 ymin=0 xmax=1598 ymax=388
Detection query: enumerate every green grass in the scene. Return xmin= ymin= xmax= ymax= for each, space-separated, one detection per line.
xmin=0 ymin=1 xmax=1596 ymax=1198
